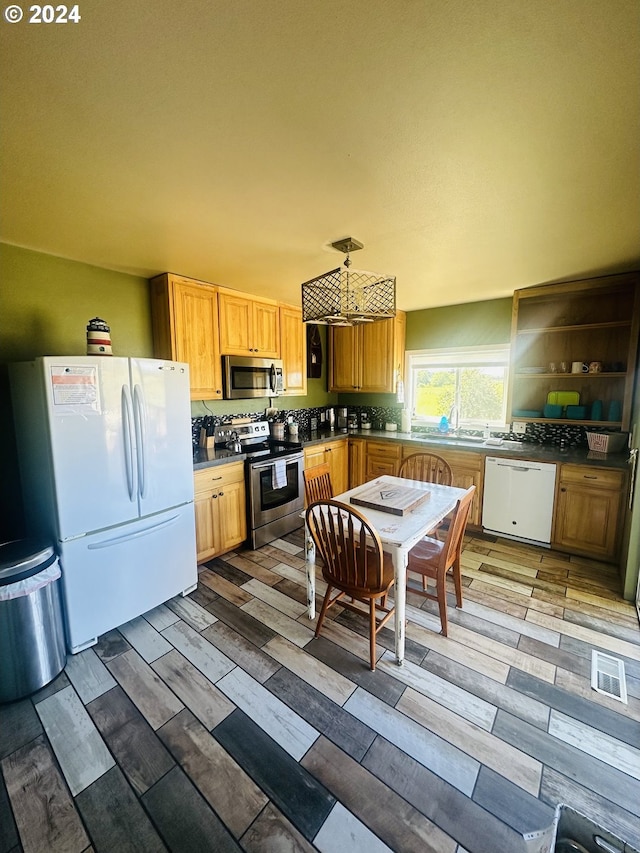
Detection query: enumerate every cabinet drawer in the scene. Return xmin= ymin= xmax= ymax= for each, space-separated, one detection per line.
xmin=559 ymin=465 xmax=624 ymax=490
xmin=366 ymin=459 xmax=399 ymax=479
xmin=366 ymin=441 xmax=402 ymax=460
xmin=194 ymin=462 xmax=245 ymax=494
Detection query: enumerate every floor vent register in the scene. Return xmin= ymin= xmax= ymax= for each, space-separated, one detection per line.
xmin=591 ymin=650 xmax=627 ymax=704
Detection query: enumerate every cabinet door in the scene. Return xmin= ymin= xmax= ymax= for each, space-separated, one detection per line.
xmin=194 ymin=464 xmax=246 ymax=561
xmin=280 ymin=305 xmax=307 ymax=395
xmin=360 ymin=319 xmax=395 ymax=392
xmin=326 ymin=440 xmax=348 ymax=496
xmin=554 ymin=466 xmax=624 ymax=561
xmin=218 ymin=292 xmax=253 ymax=354
xmin=329 ymin=326 xmax=359 ymax=391
xmin=151 ymin=275 xmax=223 ymax=402
xmin=172 ymin=282 xmax=223 ymax=400
xmin=217 ymin=480 xmax=247 ymax=553
xmin=253 ymin=301 xmax=280 ymax=357
xmin=349 ymin=439 xmax=366 ymax=488
xmin=330 ymin=312 xmax=405 ymax=393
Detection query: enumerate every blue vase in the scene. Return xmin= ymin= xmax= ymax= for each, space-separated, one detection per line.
xmin=590 ymin=400 xmax=602 ymax=421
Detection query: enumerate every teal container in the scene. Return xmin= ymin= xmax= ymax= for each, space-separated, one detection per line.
xmin=590 ymin=400 xmax=602 ymax=421
xmin=608 ymin=400 xmax=622 ymax=422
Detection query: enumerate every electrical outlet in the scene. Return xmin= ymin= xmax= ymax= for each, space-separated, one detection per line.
xmin=512 ymin=421 xmax=527 ymax=435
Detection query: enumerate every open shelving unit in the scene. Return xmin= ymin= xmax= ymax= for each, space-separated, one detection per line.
xmin=508 ymin=273 xmax=640 ymax=432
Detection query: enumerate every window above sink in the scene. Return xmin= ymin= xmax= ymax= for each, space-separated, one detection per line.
xmin=406 ymin=344 xmax=511 ymax=433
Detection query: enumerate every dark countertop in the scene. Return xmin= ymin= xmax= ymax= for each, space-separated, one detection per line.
xmin=299 ymin=428 xmax=631 ymax=470
xmin=193 ymin=447 xmax=249 ymax=470
xmin=193 ymin=429 xmax=631 ymax=472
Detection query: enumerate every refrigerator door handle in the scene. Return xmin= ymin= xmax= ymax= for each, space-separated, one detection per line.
xmin=87 ymin=513 xmax=181 ymax=549
xmin=121 ymin=385 xmax=137 ymax=502
xmin=133 ymin=384 xmax=147 ymax=499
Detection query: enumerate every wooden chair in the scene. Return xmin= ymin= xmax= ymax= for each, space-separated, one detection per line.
xmin=398 ymin=452 xmax=452 ymax=486
xmin=405 ymin=485 xmax=475 ymax=636
xmin=398 ymin=452 xmax=453 ymax=543
xmin=303 ymin=462 xmax=334 ymax=504
xmin=305 ymin=499 xmax=395 ymax=670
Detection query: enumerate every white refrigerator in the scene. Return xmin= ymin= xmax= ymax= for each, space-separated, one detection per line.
xmin=10 ymin=356 xmax=198 ymax=653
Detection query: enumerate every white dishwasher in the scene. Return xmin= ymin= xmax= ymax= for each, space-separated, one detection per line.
xmin=482 ymin=456 xmax=557 ymax=545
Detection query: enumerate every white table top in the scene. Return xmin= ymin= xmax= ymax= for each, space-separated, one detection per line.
xmin=333 ymin=475 xmax=467 ymax=549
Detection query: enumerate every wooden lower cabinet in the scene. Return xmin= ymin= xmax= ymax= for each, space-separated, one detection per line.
xmin=194 ymin=462 xmax=247 ymax=562
xmin=349 ymin=438 xmax=367 ymax=488
xmin=365 ymin=440 xmax=402 ymax=480
xmin=553 ymin=464 xmax=625 ymax=562
xmin=400 ymin=444 xmax=483 ymax=529
xmin=304 ymin=439 xmax=348 ymax=498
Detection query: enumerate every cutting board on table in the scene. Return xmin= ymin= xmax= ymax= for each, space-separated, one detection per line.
xmin=351 ymin=483 xmax=431 ymax=516
xmin=547 ymin=390 xmax=580 ymax=407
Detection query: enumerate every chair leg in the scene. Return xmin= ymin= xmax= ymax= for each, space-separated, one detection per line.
xmin=369 ymin=600 xmax=377 ymax=671
xmin=436 ymin=569 xmax=448 ymax=636
xmin=452 ymin=557 xmax=463 ymax=607
xmin=314 ymin=585 xmax=334 ymax=638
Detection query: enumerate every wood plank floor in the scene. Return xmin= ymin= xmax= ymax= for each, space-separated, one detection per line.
xmin=2 ymin=531 xmax=639 ymax=853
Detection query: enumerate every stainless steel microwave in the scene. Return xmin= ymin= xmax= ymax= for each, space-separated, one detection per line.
xmin=222 ymin=356 xmax=284 ymax=399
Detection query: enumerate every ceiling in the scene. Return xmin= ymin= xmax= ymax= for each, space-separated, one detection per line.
xmin=1 ymin=0 xmax=639 ymax=312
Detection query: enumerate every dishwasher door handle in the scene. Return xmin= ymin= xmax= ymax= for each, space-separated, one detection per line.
xmin=495 ymin=463 xmax=535 ymax=472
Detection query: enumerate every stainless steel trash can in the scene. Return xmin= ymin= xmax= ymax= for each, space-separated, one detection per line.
xmin=0 ymin=539 xmax=67 ymax=703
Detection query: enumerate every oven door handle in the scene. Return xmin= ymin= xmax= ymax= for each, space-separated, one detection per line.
xmin=250 ymin=452 xmax=303 ymax=470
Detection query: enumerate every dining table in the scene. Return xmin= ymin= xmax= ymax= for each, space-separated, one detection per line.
xmin=304 ymin=474 xmax=467 ymax=665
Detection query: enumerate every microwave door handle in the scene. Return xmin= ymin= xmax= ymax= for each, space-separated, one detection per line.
xmin=270 ymin=363 xmax=277 ymax=394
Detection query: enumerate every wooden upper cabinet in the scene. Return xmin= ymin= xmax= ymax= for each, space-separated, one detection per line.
xmin=150 ymin=273 xmax=223 ymax=401
xmin=218 ymin=290 xmax=280 ymax=357
xmin=329 ymin=311 xmax=406 ymax=393
xmin=328 ymin=325 xmax=359 ymax=392
xmin=279 ymin=304 xmax=307 ymax=396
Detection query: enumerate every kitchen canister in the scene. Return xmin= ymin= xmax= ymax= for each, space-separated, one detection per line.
xmin=86 ymin=317 xmax=112 ymax=355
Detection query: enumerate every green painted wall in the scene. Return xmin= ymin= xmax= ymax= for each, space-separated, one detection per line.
xmin=0 ymin=242 xmax=154 ymax=540
xmin=0 ymin=243 xmax=152 ymax=363
xmin=406 ymin=297 xmax=513 ymax=350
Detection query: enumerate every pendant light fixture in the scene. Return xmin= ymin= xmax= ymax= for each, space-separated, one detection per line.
xmin=301 ymin=237 xmax=396 ymax=326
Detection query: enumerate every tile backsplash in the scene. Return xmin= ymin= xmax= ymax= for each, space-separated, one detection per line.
xmin=193 ymin=406 xmax=608 ymax=449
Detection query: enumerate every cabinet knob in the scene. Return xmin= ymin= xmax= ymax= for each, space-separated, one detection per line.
xmin=212 ymin=494 xmax=218 ymax=499
xmin=219 ymin=491 xmax=224 ymax=496
xmin=560 ymin=487 xmax=566 ymax=492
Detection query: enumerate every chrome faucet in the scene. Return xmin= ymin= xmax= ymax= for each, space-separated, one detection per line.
xmin=448 ymin=404 xmax=460 ymax=434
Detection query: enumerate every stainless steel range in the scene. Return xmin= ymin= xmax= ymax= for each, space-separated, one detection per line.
xmin=214 ymin=421 xmax=304 ymax=549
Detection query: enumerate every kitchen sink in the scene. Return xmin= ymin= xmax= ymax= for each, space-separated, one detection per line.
xmin=409 ymin=433 xmax=524 ymax=450
xmin=410 ymin=433 xmax=484 ymax=445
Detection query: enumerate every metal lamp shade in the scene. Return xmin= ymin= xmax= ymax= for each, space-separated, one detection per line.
xmin=302 ymin=266 xmax=396 ymax=325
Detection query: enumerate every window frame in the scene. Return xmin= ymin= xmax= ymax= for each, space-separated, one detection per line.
xmin=405 ymin=344 xmax=511 ymax=430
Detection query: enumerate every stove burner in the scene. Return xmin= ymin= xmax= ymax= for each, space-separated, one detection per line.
xmin=213 ymin=421 xmax=301 ymax=460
